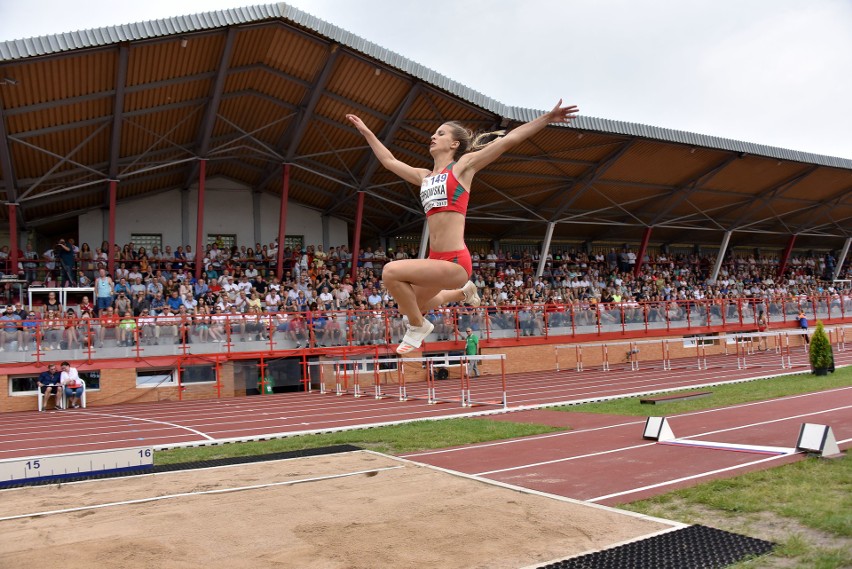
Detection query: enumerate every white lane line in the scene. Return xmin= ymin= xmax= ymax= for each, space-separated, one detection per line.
xmin=470 ymin=405 xmax=852 ymax=476
xmin=474 ymin=443 xmax=658 ymax=476
xmin=674 ymin=404 xmax=852 ymax=441
xmin=0 ymin=465 xmax=404 ymax=522
xmin=75 ymin=411 xmax=216 ymax=441
xmin=585 ymin=454 xmax=792 ymax=503
xmin=405 ymin=387 xmax=852 ymax=460
xmin=402 ymin=420 xmax=645 ymax=459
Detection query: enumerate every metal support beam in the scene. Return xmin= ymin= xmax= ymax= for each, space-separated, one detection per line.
xmin=777 ymin=234 xmax=797 ymax=277
xmin=710 ymin=230 xmax=732 ymax=283
xmin=549 ymin=140 xmax=635 ymax=222
xmin=0 ymin=100 xmax=18 ymax=202
xmin=8 ymin=203 xmax=18 ymax=278
xmin=184 ymin=28 xmax=237 ymax=191
xmin=535 ymin=222 xmax=556 ymax=278
xmin=254 ymin=46 xmax=341 ymax=194
xmin=321 ymin=215 xmax=330 ymax=251
xmin=181 ymin=189 xmax=189 ymax=248
xmin=109 ymin=44 xmax=130 ymax=179
xmin=324 ymin=84 xmax=421 ymax=217
xmin=275 ymin=164 xmax=290 ymax=281
xmin=252 ymin=191 xmax=262 ymax=247
xmin=107 ymin=180 xmax=117 ymax=277
xmin=418 ymin=220 xmax=430 ymax=260
xmin=194 ymin=160 xmax=206 ymax=281
xmin=834 ymin=237 xmax=851 ymax=281
xmin=350 ymin=191 xmax=365 ymax=281
xmin=634 ymin=226 xmax=652 ymax=277
xmin=648 ymin=155 xmax=738 ymax=226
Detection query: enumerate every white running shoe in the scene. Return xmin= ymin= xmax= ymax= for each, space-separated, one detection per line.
xmin=461 ymin=281 xmax=481 ymax=307
xmin=396 ymin=320 xmax=434 ymax=355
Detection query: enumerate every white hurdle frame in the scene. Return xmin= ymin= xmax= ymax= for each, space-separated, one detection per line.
xmin=424 ymin=354 xmax=507 ymax=408
xmin=554 ymin=323 xmax=852 ymax=374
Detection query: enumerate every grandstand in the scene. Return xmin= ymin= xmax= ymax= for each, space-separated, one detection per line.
xmin=0 ymin=3 xmax=850 ymax=412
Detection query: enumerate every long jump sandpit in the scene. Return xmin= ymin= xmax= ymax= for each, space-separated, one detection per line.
xmin=0 ymin=450 xmax=678 ymax=568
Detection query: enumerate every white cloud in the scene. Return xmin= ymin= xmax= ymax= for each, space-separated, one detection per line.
xmin=0 ymin=0 xmax=850 ymax=158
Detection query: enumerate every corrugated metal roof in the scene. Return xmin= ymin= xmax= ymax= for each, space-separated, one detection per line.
xmin=3 ymin=2 xmax=847 ymax=170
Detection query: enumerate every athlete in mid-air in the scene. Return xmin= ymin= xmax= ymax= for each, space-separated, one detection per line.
xmin=346 ymin=99 xmax=579 ymax=353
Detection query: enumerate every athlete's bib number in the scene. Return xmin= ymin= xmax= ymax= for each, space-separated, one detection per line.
xmin=420 ymin=173 xmax=448 ymax=213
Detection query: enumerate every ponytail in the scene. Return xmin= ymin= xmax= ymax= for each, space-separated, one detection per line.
xmin=443 ymin=121 xmax=506 ymax=161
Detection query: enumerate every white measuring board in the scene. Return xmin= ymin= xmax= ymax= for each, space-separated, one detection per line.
xmin=0 ymin=447 xmax=153 ymax=487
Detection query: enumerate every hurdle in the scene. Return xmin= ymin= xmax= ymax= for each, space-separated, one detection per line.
xmin=424 ymin=354 xmax=508 ymax=408
xmin=661 ymin=339 xmax=672 ymax=371
xmin=313 ymin=356 xmax=405 ymax=400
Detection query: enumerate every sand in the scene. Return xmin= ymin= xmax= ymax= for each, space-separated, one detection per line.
xmin=0 ymin=451 xmax=675 ymax=568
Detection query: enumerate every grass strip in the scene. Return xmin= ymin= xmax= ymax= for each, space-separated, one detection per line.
xmin=551 ymin=366 xmax=852 ymax=417
xmin=623 ymin=453 xmax=852 ymax=568
xmin=155 ymin=418 xmax=562 ymax=465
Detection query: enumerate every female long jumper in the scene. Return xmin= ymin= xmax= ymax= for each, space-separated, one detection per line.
xmin=346 ymin=100 xmax=579 ymax=354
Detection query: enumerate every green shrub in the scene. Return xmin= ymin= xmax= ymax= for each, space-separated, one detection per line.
xmin=808 ymin=321 xmax=833 ymax=371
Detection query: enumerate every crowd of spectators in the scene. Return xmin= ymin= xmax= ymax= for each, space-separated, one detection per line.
xmin=0 ymin=238 xmax=850 ymax=352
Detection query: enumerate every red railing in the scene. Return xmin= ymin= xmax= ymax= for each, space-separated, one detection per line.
xmin=1 ymin=294 xmax=848 ymax=364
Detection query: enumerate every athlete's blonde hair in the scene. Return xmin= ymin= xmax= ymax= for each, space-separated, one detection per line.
xmin=443 ymin=122 xmax=506 ymax=161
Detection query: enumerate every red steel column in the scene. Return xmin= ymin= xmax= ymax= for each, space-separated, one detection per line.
xmin=777 ymin=234 xmax=796 ymax=279
xmin=8 ymin=203 xmax=18 ymax=278
xmin=350 ymin=191 xmax=365 ymax=282
xmin=108 ymin=180 xmax=117 ymax=277
xmin=276 ymin=164 xmax=290 ymax=281
xmin=634 ymin=226 xmax=652 ymax=277
xmin=194 ymin=161 xmax=206 ymax=280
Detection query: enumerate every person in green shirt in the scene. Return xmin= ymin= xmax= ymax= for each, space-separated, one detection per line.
xmin=465 ymin=327 xmax=480 ymax=377
xmin=117 ymin=311 xmax=137 ymax=347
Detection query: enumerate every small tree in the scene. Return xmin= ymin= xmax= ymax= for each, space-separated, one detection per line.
xmin=808 ymin=321 xmax=833 ymax=372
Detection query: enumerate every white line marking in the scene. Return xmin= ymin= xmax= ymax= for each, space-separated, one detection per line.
xmin=76 ymin=410 xmax=216 ymax=440
xmin=659 ymin=440 xmax=795 ymax=455
xmin=471 ymin=404 xmax=852 ymax=476
xmin=403 ymin=420 xmax=645 ymax=458
xmin=0 ymin=465 xmax=404 ymax=522
xmin=474 ymin=443 xmax=658 ymax=476
xmin=586 ymin=454 xmax=791 ymax=503
xmin=674 ymin=404 xmax=852 ymax=440
xmin=376 ymin=450 xmax=687 ymax=530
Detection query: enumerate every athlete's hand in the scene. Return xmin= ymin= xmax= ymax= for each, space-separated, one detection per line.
xmin=346 ymin=114 xmax=371 ymax=135
xmin=546 ymin=100 xmax=579 ymax=125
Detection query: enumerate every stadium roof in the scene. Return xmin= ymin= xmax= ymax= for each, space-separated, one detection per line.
xmin=1 ymin=2 xmax=850 ymax=250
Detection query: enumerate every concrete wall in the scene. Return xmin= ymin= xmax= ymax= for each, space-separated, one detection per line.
xmin=78 ymin=178 xmax=350 ymax=252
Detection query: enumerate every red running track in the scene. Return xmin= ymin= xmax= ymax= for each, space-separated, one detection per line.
xmin=1 ymin=347 xmax=849 ymax=504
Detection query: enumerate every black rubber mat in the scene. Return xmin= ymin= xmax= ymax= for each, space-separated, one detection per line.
xmin=537 ymin=524 xmax=774 ymax=568
xmin=1 ymin=444 xmax=361 ymax=489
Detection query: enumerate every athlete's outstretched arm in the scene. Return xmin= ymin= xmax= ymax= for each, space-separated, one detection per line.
xmin=346 ymin=114 xmax=428 ymax=186
xmin=460 ymin=100 xmax=579 ymax=175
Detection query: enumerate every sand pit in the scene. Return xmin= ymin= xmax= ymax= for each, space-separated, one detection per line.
xmin=0 ymin=451 xmax=677 ymax=568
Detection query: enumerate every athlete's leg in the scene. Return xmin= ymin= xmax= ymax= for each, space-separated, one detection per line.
xmin=382 ymin=259 xmax=468 ymax=327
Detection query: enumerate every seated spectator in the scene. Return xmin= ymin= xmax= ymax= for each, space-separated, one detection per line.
xmin=42 ymin=309 xmax=63 ymax=350
xmin=157 ymin=308 xmax=180 ymax=344
xmin=287 ymin=312 xmax=307 ymax=348
xmin=97 ymin=306 xmax=120 ymax=348
xmin=63 ymin=308 xmax=80 ymax=350
xmin=0 ymin=304 xmax=22 ymax=351
xmin=60 ymin=361 xmax=84 ymax=409
xmin=22 ymin=310 xmax=41 ymax=351
xmin=38 ymin=363 xmax=64 ymax=410
xmin=117 ymin=311 xmax=137 ymax=347
xmin=166 ymin=290 xmax=183 ymax=312
xmin=137 ymin=309 xmax=158 ymax=345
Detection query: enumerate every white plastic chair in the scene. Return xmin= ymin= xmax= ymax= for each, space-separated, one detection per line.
xmin=61 ymin=379 xmax=87 ymax=409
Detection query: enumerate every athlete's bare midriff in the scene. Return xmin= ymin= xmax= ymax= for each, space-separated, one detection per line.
xmin=426 ymin=211 xmax=466 ymax=252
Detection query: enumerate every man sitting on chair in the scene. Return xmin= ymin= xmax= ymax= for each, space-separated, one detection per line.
xmin=38 ymin=363 xmax=63 ymax=410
